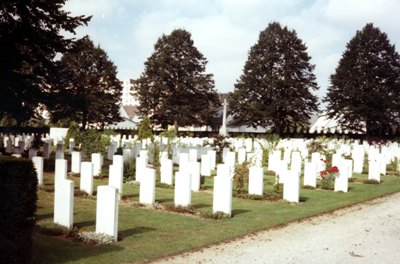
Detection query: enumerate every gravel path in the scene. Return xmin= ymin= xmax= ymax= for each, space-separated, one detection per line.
xmin=151 ymin=193 xmax=400 ymax=264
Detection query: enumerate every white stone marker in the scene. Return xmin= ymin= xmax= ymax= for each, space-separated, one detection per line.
xmin=139 ymin=168 xmax=156 ymax=205
xmin=225 ymin=151 xmax=236 ymax=169
xmin=71 ymin=151 xmax=81 ymax=173
xmin=135 ymin=156 xmax=147 ymax=182
xmin=91 ymin=153 xmax=102 ymax=177
xmin=368 ymin=160 xmax=381 ymax=182
xmin=248 ymin=166 xmax=264 ymax=195
xmin=207 ymin=150 xmax=216 ymax=170
xmin=68 ymin=138 xmax=75 ymax=154
xmin=334 ymin=162 xmax=349 ymax=192
xmin=179 ymin=153 xmax=189 ymax=172
xmin=109 ymin=164 xmax=123 ymax=197
xmin=32 ymin=156 xmax=44 ymax=186
xmin=55 ymin=159 xmax=67 ymax=188
xmin=174 ymin=170 xmax=192 ymax=207
xmin=54 ymin=179 xmax=74 ymax=228
xmin=212 ymin=164 xmax=232 ymax=216
xmin=283 ymin=169 xmax=300 ymax=203
xmin=291 ymin=151 xmax=302 ymax=176
xmin=96 ymin=185 xmax=119 ymax=242
xmin=80 ymin=162 xmax=94 ymax=195
xmin=189 ymin=148 xmax=198 ymax=162
xmin=237 ymin=147 xmax=246 ymax=164
xmin=160 ymin=159 xmax=173 ymax=185
xmin=303 ymin=162 xmax=317 ymax=188
xmin=123 ymin=148 xmax=134 ymax=161
xmin=190 ymin=161 xmax=201 ymax=192
xmin=200 ymin=154 xmax=211 ymax=177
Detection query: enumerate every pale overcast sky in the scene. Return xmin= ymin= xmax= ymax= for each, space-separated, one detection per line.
xmin=63 ymin=0 xmax=400 ymax=102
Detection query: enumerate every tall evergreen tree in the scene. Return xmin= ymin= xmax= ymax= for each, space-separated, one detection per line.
xmin=324 ymin=23 xmax=400 ymax=135
xmin=0 ymin=0 xmax=90 ymax=125
xmin=229 ymin=22 xmax=319 ymax=134
xmin=136 ymin=29 xmax=219 ymax=133
xmin=50 ymin=36 xmax=122 ymax=129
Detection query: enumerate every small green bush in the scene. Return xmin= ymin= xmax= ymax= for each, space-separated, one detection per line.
xmin=123 ymin=158 xmax=136 ymax=182
xmin=233 ymin=161 xmax=249 ymax=194
xmin=163 ymin=203 xmax=196 ymax=214
xmin=137 ymin=117 xmax=154 ymax=141
xmin=0 ymin=157 xmax=38 ymax=264
xmin=75 ymin=129 xmax=111 ymax=156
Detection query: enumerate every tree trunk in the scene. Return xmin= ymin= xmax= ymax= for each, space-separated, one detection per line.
xmin=174 ymin=120 xmax=178 ymax=135
xmin=82 ymin=112 xmax=87 ymax=130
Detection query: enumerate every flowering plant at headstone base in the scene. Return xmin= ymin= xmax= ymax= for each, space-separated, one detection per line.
xmin=319 ymin=165 xmax=339 ymax=190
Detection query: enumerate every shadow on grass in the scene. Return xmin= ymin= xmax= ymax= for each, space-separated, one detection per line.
xmin=32 ymin=233 xmax=123 ymax=264
xmin=119 ymin=226 xmax=156 ymax=239
xmin=122 ymin=193 xmax=139 ymax=199
xmin=75 ymin=220 xmax=95 ymax=229
xmin=299 ymin=196 xmax=309 ymax=203
xmin=191 ymin=203 xmax=210 ymax=209
xmin=36 ymin=213 xmax=53 ymax=221
xmin=232 ymin=209 xmax=251 ymax=216
xmin=157 ymin=198 xmax=173 ymax=203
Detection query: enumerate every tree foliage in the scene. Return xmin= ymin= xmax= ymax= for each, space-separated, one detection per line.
xmin=137 ymin=116 xmax=154 ymax=141
xmin=324 ymin=23 xmax=400 ymax=135
xmin=136 ymin=29 xmax=220 ymax=133
xmin=0 ymin=0 xmax=90 ymax=125
xmin=49 ymin=36 xmax=122 ymax=129
xmin=229 ymin=22 xmax=319 ymax=134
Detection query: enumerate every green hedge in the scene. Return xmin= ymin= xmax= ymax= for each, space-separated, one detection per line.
xmin=0 ymin=157 xmax=38 ymax=264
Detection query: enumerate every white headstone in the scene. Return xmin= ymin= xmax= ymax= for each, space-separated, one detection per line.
xmin=55 ymin=159 xmax=67 ymax=188
xmin=207 ymin=150 xmax=216 ymax=170
xmin=71 ymin=151 xmax=81 ymax=173
xmin=91 ymin=153 xmax=102 ymax=177
xmin=135 ymin=156 xmax=147 ymax=182
xmin=96 ymin=185 xmax=119 ymax=241
xmin=190 ymin=161 xmax=201 ymax=192
xmin=160 ymin=159 xmax=173 ymax=185
xmin=237 ymin=148 xmax=246 ymax=164
xmin=368 ymin=160 xmax=380 ymax=182
xmin=283 ymin=170 xmax=299 ymax=203
xmin=32 ymin=156 xmax=44 ymax=186
xmin=109 ymin=164 xmax=123 ymax=197
xmin=80 ymin=162 xmax=94 ymax=195
xmin=303 ymin=161 xmax=317 ymax=188
xmin=334 ymin=162 xmax=349 ymax=192
xmin=200 ymin=154 xmax=211 ymax=177
xmin=212 ymin=164 xmax=232 ymax=216
xmin=54 ymin=179 xmax=74 ymax=228
xmin=139 ymin=168 xmax=156 ymax=205
xmin=248 ymin=166 xmax=264 ymax=195
xmin=174 ymin=170 xmax=192 ymax=207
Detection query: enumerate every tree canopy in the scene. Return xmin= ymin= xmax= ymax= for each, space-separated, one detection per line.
xmin=49 ymin=36 xmax=122 ymax=130
xmin=229 ymin=22 xmax=319 ymax=134
xmin=0 ymin=0 xmax=90 ymax=125
xmin=136 ymin=29 xmax=220 ymax=133
xmin=324 ymin=23 xmax=400 ymax=135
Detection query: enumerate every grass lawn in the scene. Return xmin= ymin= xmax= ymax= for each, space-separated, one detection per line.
xmin=32 ymin=167 xmax=400 ymax=264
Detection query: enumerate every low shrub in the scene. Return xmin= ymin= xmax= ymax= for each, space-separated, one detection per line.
xmin=123 ymin=158 xmax=136 ymax=182
xmin=163 ymin=202 xmax=196 ymax=214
